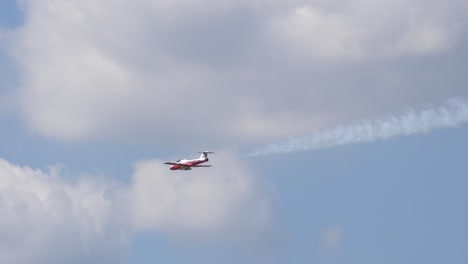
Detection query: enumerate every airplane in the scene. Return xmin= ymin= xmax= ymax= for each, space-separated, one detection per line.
xmin=164 ymin=151 xmax=214 ymax=170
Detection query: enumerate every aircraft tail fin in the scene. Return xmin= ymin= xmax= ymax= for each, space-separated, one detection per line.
xmin=198 ymin=151 xmax=214 ymax=160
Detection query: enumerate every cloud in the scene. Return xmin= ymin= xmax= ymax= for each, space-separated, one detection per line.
xmin=129 ymin=152 xmax=273 ymax=240
xmin=268 ymin=2 xmax=459 ymax=59
xmin=0 ymin=159 xmax=130 ymax=264
xmin=4 ymin=0 xmax=468 ymax=145
xmin=268 ymin=6 xmax=363 ymax=59
xmin=0 ymin=152 xmax=274 ymax=263
xmin=396 ymin=12 xmax=454 ymax=56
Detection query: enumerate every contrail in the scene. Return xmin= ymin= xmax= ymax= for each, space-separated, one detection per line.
xmin=247 ymin=97 xmax=468 ymax=157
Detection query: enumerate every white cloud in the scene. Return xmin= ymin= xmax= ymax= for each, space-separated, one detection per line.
xmin=129 ymin=152 xmax=273 ymax=239
xmin=4 ymin=0 xmax=468 ymax=145
xmin=268 ymin=1 xmax=460 ymax=59
xmin=396 ymin=12 xmax=454 ymax=56
xmin=0 ymin=159 xmax=129 ymax=264
xmin=269 ymin=6 xmax=363 ymax=59
xmin=0 ymin=153 xmax=274 ymax=263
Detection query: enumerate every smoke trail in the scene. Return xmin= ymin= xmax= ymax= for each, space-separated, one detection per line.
xmin=247 ymin=97 xmax=468 ymax=156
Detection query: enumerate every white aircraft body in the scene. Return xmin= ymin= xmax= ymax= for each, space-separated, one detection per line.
xmin=164 ymin=151 xmax=214 ymax=170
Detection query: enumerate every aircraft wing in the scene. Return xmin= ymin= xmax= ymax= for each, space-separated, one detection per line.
xmin=191 ymin=165 xmax=212 ymax=167
xmin=164 ymin=162 xmax=180 ymax=165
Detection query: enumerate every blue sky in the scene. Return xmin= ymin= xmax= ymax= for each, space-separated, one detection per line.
xmin=0 ymin=0 xmax=467 ymax=263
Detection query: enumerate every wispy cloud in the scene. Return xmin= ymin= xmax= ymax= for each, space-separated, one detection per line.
xmin=248 ymin=97 xmax=468 ymax=156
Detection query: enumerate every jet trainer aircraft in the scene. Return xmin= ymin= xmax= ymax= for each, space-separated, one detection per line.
xmin=164 ymin=151 xmax=214 ymax=170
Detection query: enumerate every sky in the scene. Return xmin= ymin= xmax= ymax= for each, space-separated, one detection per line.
xmin=0 ymin=0 xmax=467 ymax=263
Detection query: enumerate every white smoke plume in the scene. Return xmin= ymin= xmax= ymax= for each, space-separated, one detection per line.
xmin=248 ymin=97 xmax=468 ymax=156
